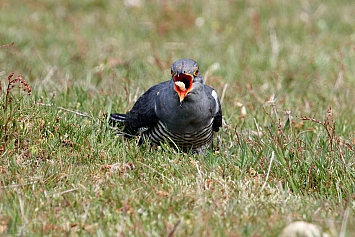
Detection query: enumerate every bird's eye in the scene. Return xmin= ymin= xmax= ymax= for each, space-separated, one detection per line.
xmin=193 ymin=70 xmax=199 ymax=77
xmin=171 ymin=69 xmax=173 ymax=75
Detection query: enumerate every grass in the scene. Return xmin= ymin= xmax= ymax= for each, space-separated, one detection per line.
xmin=1 ymin=0 xmax=355 ymax=236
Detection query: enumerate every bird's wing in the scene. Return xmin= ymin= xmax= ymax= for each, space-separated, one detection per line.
xmin=204 ymin=85 xmax=222 ymax=132
xmin=125 ymin=81 xmax=170 ymax=134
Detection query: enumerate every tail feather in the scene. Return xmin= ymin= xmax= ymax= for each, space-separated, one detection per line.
xmin=109 ymin=113 xmax=137 ymax=138
xmin=109 ymin=113 xmax=127 ymax=126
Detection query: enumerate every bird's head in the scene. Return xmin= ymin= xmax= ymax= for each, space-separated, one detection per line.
xmin=171 ymin=59 xmax=203 ymax=104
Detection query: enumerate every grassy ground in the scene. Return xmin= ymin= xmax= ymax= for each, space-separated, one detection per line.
xmin=1 ymin=0 xmax=355 ymax=236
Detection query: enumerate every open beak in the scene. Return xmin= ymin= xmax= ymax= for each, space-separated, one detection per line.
xmin=173 ymin=73 xmax=193 ymax=102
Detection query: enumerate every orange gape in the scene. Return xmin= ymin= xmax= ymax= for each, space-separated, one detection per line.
xmin=173 ymin=73 xmax=193 ymax=102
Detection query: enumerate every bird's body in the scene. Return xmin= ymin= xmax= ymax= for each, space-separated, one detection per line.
xmin=110 ymin=59 xmax=222 ymax=153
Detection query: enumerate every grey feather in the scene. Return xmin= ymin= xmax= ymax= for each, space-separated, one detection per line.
xmin=109 ymin=58 xmax=222 ymax=152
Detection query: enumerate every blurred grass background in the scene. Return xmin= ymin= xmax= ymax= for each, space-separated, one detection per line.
xmin=1 ymin=0 xmax=355 ymax=236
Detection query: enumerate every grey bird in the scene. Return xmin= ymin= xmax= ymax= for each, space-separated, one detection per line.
xmin=109 ymin=58 xmax=222 ymax=153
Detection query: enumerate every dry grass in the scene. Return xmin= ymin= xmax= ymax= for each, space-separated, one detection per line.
xmin=1 ymin=0 xmax=355 ymax=236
